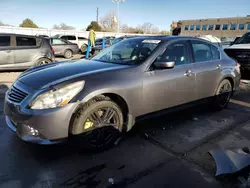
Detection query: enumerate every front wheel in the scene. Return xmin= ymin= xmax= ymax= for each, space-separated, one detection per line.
xmin=70 ymin=99 xmax=124 ymax=151
xmin=80 ymin=44 xmax=88 ymax=53
xmin=213 ymin=79 xmax=233 ymax=110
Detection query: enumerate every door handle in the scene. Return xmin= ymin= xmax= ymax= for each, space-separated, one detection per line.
xmin=216 ymin=64 xmax=221 ymax=70
xmin=184 ymin=70 xmax=193 ymax=77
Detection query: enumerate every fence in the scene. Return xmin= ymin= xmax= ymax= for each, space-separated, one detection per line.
xmin=0 ymin=26 xmax=144 ymax=38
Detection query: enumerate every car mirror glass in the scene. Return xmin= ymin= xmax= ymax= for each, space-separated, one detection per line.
xmin=154 ymin=61 xmax=175 ymax=69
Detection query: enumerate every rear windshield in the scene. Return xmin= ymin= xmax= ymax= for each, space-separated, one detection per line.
xmin=235 ymin=33 xmax=250 ymax=44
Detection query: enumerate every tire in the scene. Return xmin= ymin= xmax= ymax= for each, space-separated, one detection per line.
xmin=213 ymin=79 xmax=233 ymax=110
xmin=80 ymin=44 xmax=88 ymax=53
xmin=36 ymin=58 xmax=52 ymax=66
xmin=70 ymin=98 xmax=124 ymax=151
xmin=64 ymin=49 xmax=73 ymax=59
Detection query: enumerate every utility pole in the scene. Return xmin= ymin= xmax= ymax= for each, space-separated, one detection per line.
xmin=96 ymin=7 xmax=99 ymax=23
xmin=112 ymin=0 xmax=125 ymax=33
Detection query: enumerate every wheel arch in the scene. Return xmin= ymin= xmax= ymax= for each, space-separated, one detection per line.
xmin=69 ymin=91 xmax=133 ymax=134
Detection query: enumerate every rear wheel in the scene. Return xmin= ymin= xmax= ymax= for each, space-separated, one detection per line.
xmin=36 ymin=58 xmax=52 ymax=66
xmin=213 ymin=79 xmax=233 ymax=110
xmin=64 ymin=49 xmax=73 ymax=59
xmin=70 ymin=98 xmax=124 ymax=151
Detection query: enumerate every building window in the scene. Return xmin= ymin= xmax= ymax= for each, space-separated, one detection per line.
xmin=215 ymin=24 xmax=221 ymax=30
xmin=208 ymin=25 xmax=214 ymax=30
xmin=202 ymin=25 xmax=207 ymax=30
xmin=239 ymin=24 xmax=245 ymax=30
xmin=247 ymin=24 xmax=250 ymax=30
xmin=196 ymin=25 xmax=201 ymax=30
xmin=230 ymin=24 xmax=237 ymax=30
xmin=222 ymin=24 xmax=228 ymax=30
xmin=190 ymin=25 xmax=194 ymax=30
xmin=184 ymin=25 xmax=189 ymax=30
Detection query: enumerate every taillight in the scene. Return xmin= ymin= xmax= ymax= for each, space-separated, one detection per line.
xmin=51 ymin=47 xmax=55 ymax=54
xmin=236 ymin=62 xmax=241 ymax=68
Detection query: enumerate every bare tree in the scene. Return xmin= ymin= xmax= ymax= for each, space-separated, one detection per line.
xmin=138 ymin=22 xmax=153 ymax=34
xmin=99 ymin=11 xmax=117 ymax=32
xmin=53 ymin=23 xmax=75 ymax=30
xmin=151 ymin=26 xmax=160 ymax=34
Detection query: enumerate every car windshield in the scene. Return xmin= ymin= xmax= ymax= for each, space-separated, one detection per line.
xmin=234 ymin=33 xmax=250 ymax=44
xmin=92 ymin=38 xmax=162 ymax=65
xmin=112 ymin=38 xmax=123 ymax=44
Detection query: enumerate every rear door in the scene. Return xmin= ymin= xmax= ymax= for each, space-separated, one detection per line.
xmin=190 ymin=40 xmax=222 ymax=99
xmin=13 ymin=36 xmax=40 ymax=65
xmin=0 ymin=35 xmax=14 ymax=66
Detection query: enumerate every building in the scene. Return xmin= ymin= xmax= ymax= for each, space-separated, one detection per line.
xmin=178 ymin=16 xmax=250 ymax=40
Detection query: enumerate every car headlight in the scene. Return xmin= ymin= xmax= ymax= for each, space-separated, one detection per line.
xmin=30 ymin=81 xmax=84 ymax=109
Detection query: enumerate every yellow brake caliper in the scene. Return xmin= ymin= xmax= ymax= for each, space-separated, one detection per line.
xmin=84 ymin=119 xmax=94 ymax=129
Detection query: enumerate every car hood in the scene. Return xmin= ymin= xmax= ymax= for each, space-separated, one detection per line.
xmin=17 ymin=60 xmax=131 ymax=90
xmin=225 ymin=44 xmax=250 ymax=50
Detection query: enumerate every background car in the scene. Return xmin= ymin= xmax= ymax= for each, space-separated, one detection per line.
xmin=224 ymin=32 xmax=250 ymax=76
xmin=53 ymin=34 xmax=88 ymax=53
xmin=112 ymin=35 xmax=138 ymax=45
xmin=48 ymin=38 xmax=79 ymax=59
xmin=92 ymin=36 xmax=116 ymax=53
xmin=4 ymin=36 xmax=240 ymax=150
xmin=0 ymin=33 xmax=54 ymax=70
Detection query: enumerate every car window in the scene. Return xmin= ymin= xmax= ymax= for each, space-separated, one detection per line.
xmin=66 ymin=36 xmax=76 ymax=40
xmin=0 ymin=36 xmax=11 ymax=46
xmin=191 ymin=41 xmax=213 ymax=62
xmin=211 ymin=45 xmax=220 ymax=60
xmin=16 ymin=36 xmax=36 ymax=46
xmin=60 ymin=36 xmax=68 ymax=40
xmin=92 ymin=38 xmax=161 ymax=65
xmin=52 ymin=38 xmax=67 ymax=45
xmin=78 ymin=37 xmax=87 ymax=40
xmin=156 ymin=41 xmax=190 ymax=66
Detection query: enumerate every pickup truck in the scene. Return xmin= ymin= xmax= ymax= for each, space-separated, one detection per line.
xmin=54 ymin=34 xmax=88 ymax=53
xmin=224 ymin=32 xmax=250 ymax=75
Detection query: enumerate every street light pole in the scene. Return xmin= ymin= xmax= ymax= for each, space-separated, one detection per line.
xmin=112 ymin=0 xmax=125 ymax=33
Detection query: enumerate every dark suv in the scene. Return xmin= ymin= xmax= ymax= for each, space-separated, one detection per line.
xmin=0 ymin=33 xmax=54 ymax=70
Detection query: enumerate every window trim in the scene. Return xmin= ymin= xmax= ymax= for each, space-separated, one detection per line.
xmin=247 ymin=24 xmax=250 ymax=30
xmin=238 ymin=24 xmax=245 ymax=30
xmin=215 ymin=24 xmax=221 ymax=31
xmin=208 ymin=25 xmax=214 ymax=30
xmin=196 ymin=25 xmax=201 ymax=31
xmin=222 ymin=24 xmax=228 ymax=31
xmin=0 ymin=35 xmax=11 ymax=48
xmin=52 ymin=38 xmax=68 ymax=45
xmin=202 ymin=25 xmax=207 ymax=31
xmin=189 ymin=39 xmax=218 ymax=63
xmin=152 ymin=39 xmax=193 ymax=69
xmin=230 ymin=24 xmax=237 ymax=30
xmin=14 ymin=36 xmax=40 ymax=49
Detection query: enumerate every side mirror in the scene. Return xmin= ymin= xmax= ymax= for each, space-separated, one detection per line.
xmin=154 ymin=61 xmax=175 ymax=69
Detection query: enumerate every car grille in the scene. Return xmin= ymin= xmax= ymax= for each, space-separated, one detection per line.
xmin=7 ymin=86 xmax=28 ymax=103
xmin=224 ymin=49 xmax=250 ymax=64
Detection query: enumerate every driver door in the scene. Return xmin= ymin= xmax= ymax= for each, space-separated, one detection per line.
xmin=142 ymin=40 xmax=197 ymax=114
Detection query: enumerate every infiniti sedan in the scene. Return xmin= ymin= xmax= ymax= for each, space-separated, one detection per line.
xmin=4 ymin=36 xmax=241 ymax=150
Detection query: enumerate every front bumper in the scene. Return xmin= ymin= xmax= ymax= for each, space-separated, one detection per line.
xmin=4 ymin=88 xmax=78 ymax=144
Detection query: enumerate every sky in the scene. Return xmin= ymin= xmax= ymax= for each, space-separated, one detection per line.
xmin=0 ymin=0 xmax=250 ymax=31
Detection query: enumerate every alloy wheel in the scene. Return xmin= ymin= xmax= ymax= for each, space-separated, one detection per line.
xmin=218 ymin=82 xmax=232 ymax=106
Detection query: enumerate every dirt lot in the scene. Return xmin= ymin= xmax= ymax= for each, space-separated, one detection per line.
xmin=0 ymin=62 xmax=250 ymax=187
